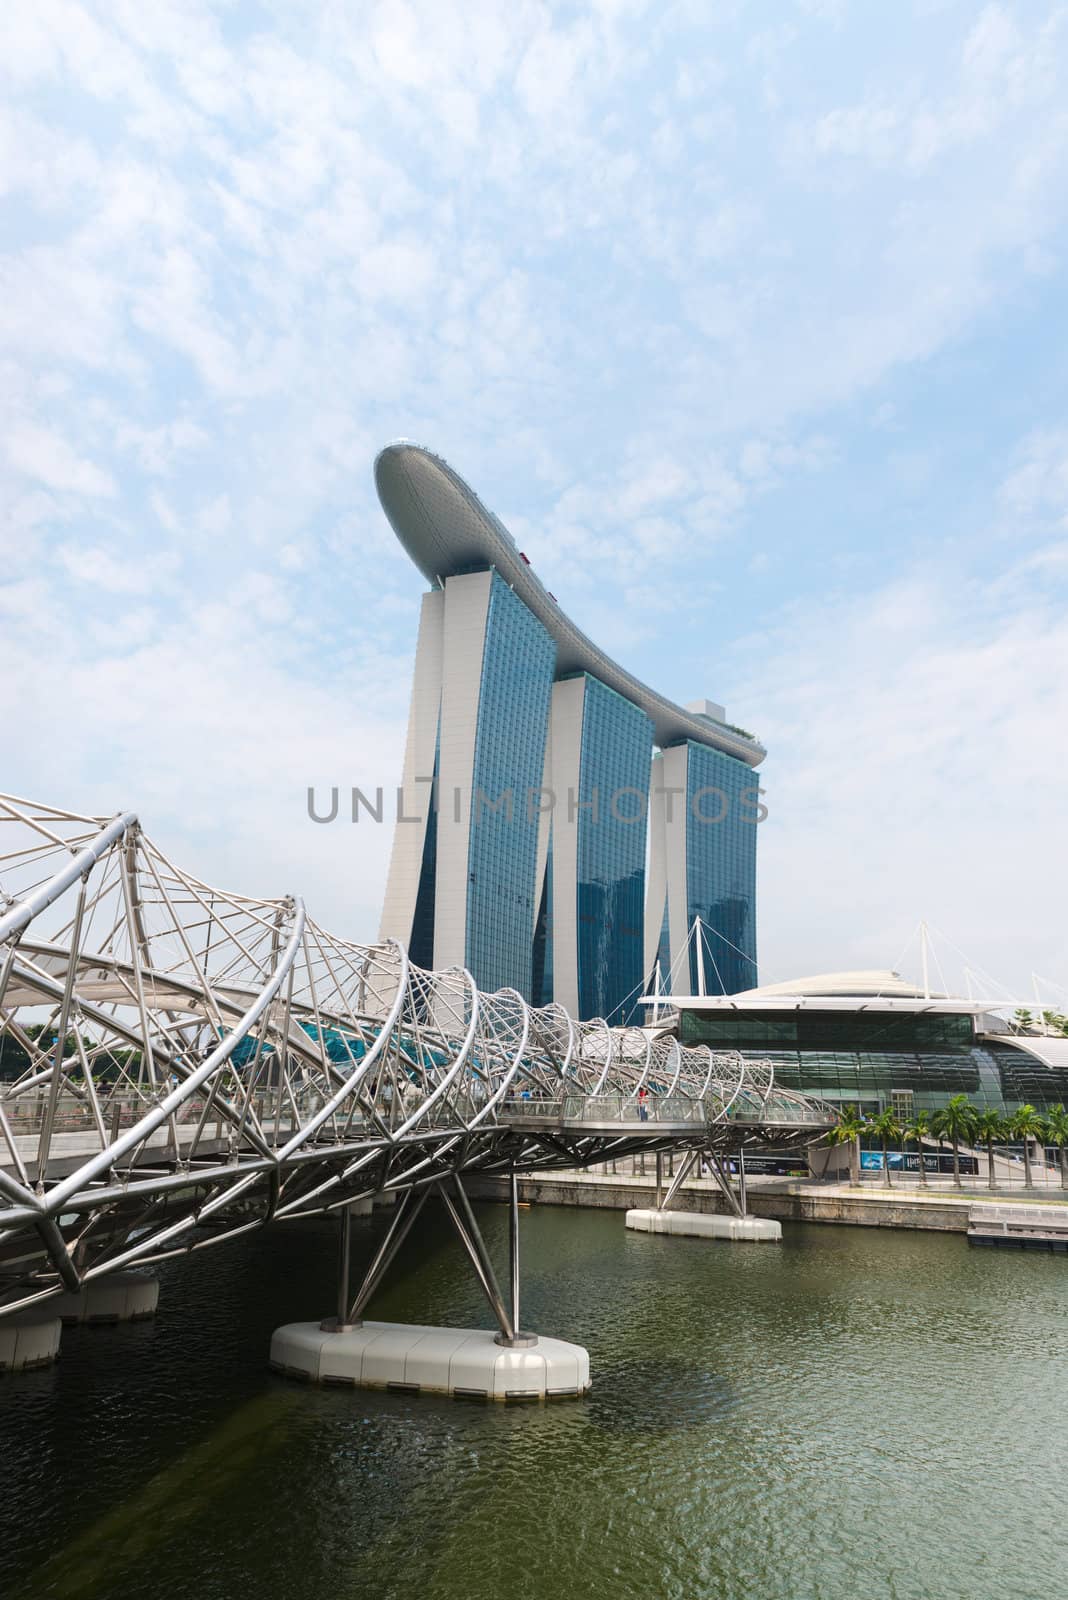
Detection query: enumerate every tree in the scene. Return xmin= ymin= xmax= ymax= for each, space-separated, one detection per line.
xmin=867 ymin=1107 xmax=902 ymax=1189
xmin=902 ymin=1110 xmax=932 ymax=1188
xmin=932 ymin=1095 xmax=977 ymax=1189
xmin=1011 ymin=1104 xmax=1047 ymax=1191
xmin=973 ymin=1109 xmax=1007 ymax=1192
xmin=1012 ymin=1009 xmax=1035 ymax=1034
xmin=823 ymin=1105 xmax=865 ymax=1185
xmin=1043 ymin=1105 xmax=1068 ymax=1191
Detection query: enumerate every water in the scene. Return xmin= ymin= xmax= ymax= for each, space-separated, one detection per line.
xmin=4 ymin=1204 xmax=1067 ymax=1600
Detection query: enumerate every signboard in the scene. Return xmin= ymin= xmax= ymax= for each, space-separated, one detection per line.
xmin=860 ymin=1150 xmax=978 ymax=1175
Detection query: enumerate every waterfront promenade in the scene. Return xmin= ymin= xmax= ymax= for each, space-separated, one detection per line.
xmin=471 ymin=1160 xmax=1068 ymax=1234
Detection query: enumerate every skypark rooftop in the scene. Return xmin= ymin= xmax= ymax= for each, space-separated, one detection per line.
xmin=375 ymin=441 xmax=765 ymax=766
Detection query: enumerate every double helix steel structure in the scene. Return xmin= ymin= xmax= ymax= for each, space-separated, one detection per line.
xmin=0 ymin=796 xmax=832 ymax=1321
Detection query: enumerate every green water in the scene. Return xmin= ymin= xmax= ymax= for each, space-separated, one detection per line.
xmin=4 ymin=1204 xmax=1066 ymax=1600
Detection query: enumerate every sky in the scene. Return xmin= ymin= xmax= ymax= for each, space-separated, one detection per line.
xmin=2 ymin=0 xmax=1067 ymax=1004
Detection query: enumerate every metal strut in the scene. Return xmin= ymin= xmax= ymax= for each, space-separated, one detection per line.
xmin=706 ymin=1152 xmax=745 ymax=1218
xmin=508 ymin=1168 xmax=520 ymax=1337
xmin=659 ymin=1148 xmax=699 ymax=1211
xmin=321 ymin=1186 xmax=430 ymax=1332
xmin=438 ymin=1175 xmax=537 ymax=1348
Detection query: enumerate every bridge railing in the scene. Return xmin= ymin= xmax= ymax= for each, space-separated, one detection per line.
xmin=498 ymin=1088 xmax=837 ymax=1128
xmin=500 ymin=1092 xmax=707 ymax=1124
xmin=1 ymin=1077 xmax=835 ymax=1149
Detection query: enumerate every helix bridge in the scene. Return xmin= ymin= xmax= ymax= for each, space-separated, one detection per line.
xmin=0 ymin=795 xmax=833 ymax=1371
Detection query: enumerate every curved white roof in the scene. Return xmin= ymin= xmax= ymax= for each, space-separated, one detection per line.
xmin=738 ymin=970 xmax=933 ymax=999
xmin=981 ymin=1033 xmax=1068 ymax=1069
xmin=648 ymin=970 xmax=992 ymax=1014
xmin=375 ymin=442 xmax=765 ymax=766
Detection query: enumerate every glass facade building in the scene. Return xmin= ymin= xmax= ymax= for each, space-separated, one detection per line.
xmin=677 ymin=1005 xmax=1068 ymax=1116
xmin=683 ymin=742 xmax=758 ymax=995
xmin=463 ymin=573 xmax=555 ymax=996
xmin=569 ymin=675 xmax=653 ymax=1024
xmin=646 ymin=740 xmax=760 ymax=1000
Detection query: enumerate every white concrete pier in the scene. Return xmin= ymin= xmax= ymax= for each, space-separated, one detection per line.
xmin=626 ymin=1208 xmax=782 ymax=1242
xmin=270 ymin=1320 xmax=590 ymax=1400
xmin=0 ymin=1312 xmax=62 ymax=1372
xmin=53 ymin=1271 xmax=159 ymax=1325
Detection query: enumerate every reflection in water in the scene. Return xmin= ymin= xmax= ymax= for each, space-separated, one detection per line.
xmin=4 ymin=1204 xmax=1067 ymax=1600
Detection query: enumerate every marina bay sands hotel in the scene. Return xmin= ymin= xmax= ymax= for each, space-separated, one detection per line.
xmin=376 ymin=443 xmax=766 ymax=1024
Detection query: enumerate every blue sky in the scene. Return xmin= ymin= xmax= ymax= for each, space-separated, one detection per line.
xmin=2 ymin=0 xmax=1067 ymax=1001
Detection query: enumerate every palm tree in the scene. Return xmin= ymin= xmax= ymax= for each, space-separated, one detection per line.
xmin=1044 ymin=1104 xmax=1068 ymax=1190
xmin=823 ymin=1106 xmax=865 ymax=1185
xmin=973 ymin=1109 xmax=1007 ymax=1191
xmin=867 ymin=1107 xmax=901 ymax=1188
xmin=902 ymin=1111 xmax=932 ymax=1187
xmin=1011 ymin=1104 xmax=1047 ymax=1191
xmin=932 ymin=1095 xmax=977 ymax=1189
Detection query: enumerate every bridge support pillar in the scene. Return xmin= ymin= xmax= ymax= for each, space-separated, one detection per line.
xmin=53 ymin=1270 xmax=159 ymax=1326
xmin=271 ymin=1177 xmax=589 ymax=1399
xmin=626 ymin=1209 xmax=781 ymax=1243
xmin=0 ymin=1311 xmax=62 ymax=1372
xmin=270 ymin=1320 xmax=589 ymax=1400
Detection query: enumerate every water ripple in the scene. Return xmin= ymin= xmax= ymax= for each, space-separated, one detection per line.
xmin=3 ymin=1208 xmax=1066 ymax=1600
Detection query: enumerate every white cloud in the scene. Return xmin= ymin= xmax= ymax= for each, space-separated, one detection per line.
xmin=732 ymin=531 xmax=1068 ymax=995
xmin=198 ymin=493 xmax=231 ymax=537
xmin=1 ymin=0 xmax=1066 ymax=986
xmin=5 ymin=422 xmax=117 ymax=498
xmin=56 ymin=541 xmax=179 ymax=594
xmin=117 ymin=417 xmax=210 ymax=475
xmin=998 ymin=429 xmax=1068 ymax=524
xmin=0 ymin=577 xmax=410 ymax=935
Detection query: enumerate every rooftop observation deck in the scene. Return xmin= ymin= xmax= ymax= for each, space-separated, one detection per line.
xmin=374 ymin=441 xmax=765 ymax=767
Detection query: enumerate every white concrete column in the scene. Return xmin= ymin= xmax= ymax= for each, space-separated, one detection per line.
xmin=0 ymin=1312 xmax=62 ymax=1371
xmin=379 ymin=589 xmax=445 ymax=945
xmin=434 ymin=572 xmax=494 ymax=971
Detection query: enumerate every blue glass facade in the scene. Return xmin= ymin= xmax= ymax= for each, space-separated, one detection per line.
xmin=683 ymin=741 xmax=758 ymax=995
xmin=574 ymin=676 xmax=653 ymax=1024
xmin=678 ymin=1007 xmax=1068 ymax=1115
xmin=464 ymin=572 xmax=555 ymax=998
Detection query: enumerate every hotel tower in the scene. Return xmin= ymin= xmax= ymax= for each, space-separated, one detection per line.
xmin=375 ymin=444 xmax=765 ymax=1021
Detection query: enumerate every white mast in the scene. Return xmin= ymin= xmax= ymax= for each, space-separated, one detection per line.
xmin=920 ymin=920 xmax=930 ymax=1001
xmin=693 ymin=915 xmax=706 ymax=998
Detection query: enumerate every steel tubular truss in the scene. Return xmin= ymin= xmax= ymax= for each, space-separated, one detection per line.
xmin=0 ymin=797 xmax=834 ymax=1317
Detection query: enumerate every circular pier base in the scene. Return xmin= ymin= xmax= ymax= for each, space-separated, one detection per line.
xmin=0 ymin=1312 xmax=62 ymax=1373
xmin=626 ymin=1207 xmax=782 ymax=1242
xmin=54 ymin=1271 xmax=160 ymax=1326
xmin=270 ymin=1320 xmax=590 ymax=1401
